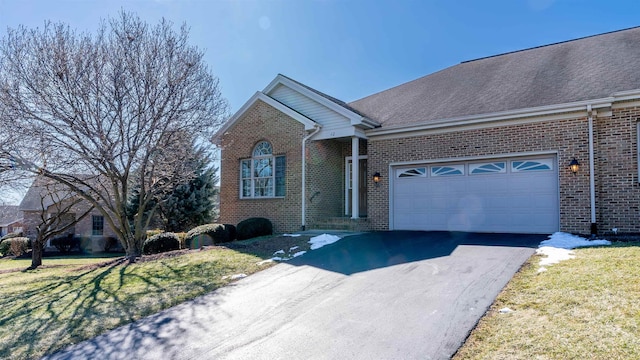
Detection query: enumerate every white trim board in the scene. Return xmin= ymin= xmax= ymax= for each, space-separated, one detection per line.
xmin=212 ymin=92 xmax=319 ymax=145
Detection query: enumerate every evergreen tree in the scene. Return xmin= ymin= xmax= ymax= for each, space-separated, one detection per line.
xmin=126 ymin=140 xmax=218 ymax=233
xmin=159 ymin=145 xmax=218 ymax=232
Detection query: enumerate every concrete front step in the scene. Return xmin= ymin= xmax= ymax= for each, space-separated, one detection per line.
xmin=309 ymin=217 xmax=370 ymax=231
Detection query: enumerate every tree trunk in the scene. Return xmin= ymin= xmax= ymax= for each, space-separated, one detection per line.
xmin=124 ymin=233 xmax=142 ymax=263
xmin=30 ymin=240 xmax=43 ymax=269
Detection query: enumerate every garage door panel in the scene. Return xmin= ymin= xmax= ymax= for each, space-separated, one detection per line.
xmin=392 ymin=156 xmax=559 ymax=234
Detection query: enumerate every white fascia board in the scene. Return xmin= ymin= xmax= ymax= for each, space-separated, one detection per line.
xmin=367 ymin=97 xmax=614 ymax=138
xmin=264 ymin=75 xmax=373 ymax=126
xmin=351 ymin=116 xmax=380 ymax=129
xmin=313 ymin=127 xmax=368 ymax=141
xmin=211 ymin=92 xmax=318 ymax=145
xmin=612 ymin=88 xmax=640 ymax=101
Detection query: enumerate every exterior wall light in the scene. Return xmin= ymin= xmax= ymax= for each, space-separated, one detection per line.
xmin=372 ymin=172 xmax=381 ymax=186
xmin=569 ymin=158 xmax=580 ymax=174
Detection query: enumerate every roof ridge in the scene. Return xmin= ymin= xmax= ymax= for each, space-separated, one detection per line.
xmin=461 ymin=25 xmax=640 ymax=64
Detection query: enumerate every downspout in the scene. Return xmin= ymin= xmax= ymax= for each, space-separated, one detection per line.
xmin=301 ymin=125 xmax=321 ymax=231
xmin=587 ymin=104 xmax=597 ymax=236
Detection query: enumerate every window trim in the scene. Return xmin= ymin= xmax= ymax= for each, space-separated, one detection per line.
xmin=92 ymin=215 xmax=104 ymax=236
xmin=397 ymin=167 xmax=427 ymax=178
xmin=469 ymin=161 xmax=506 ymax=175
xmin=511 ymin=159 xmax=553 ymax=172
xmin=240 ymin=141 xmax=286 ymax=199
xmin=430 ymin=164 xmax=464 ymax=176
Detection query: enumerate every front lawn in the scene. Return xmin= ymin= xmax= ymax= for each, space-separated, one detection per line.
xmin=0 ymin=234 xmax=313 ymax=360
xmin=454 ymin=242 xmax=640 ymax=359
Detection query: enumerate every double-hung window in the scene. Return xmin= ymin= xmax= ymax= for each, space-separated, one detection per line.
xmin=92 ymin=215 xmax=104 ymax=236
xmin=241 ymin=141 xmax=286 ymax=198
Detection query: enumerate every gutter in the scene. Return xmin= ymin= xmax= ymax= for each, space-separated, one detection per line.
xmin=587 ymin=104 xmax=598 ymax=236
xmin=366 ymin=97 xmax=614 ymax=137
xmin=301 ymin=124 xmax=322 ymax=231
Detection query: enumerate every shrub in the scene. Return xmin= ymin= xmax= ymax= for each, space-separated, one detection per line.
xmin=142 ymin=232 xmax=180 ymax=255
xmin=146 ymin=229 xmax=164 ymax=239
xmin=236 ymin=217 xmax=273 ymax=240
xmin=184 ymin=223 xmax=235 ymax=248
xmin=224 ymin=224 xmax=237 ymax=242
xmin=50 ymin=235 xmax=81 ymax=253
xmin=0 ymin=231 xmax=23 ymax=242
xmin=0 ymin=237 xmax=31 ymax=257
xmin=103 ymin=237 xmax=120 ymax=252
xmin=0 ymin=240 xmax=8 ymax=256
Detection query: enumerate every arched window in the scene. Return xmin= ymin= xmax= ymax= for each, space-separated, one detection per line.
xmin=240 ymin=141 xmax=286 ymax=198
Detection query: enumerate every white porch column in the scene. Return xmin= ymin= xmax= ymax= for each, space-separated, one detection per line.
xmin=351 ymin=136 xmax=359 ymax=219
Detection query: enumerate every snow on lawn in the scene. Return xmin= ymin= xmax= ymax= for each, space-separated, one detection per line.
xmin=536 ymin=232 xmax=611 ymax=272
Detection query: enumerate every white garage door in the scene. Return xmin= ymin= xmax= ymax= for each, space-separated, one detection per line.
xmin=392 ymin=156 xmax=559 ymax=234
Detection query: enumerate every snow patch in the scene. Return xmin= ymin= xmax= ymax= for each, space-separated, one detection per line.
xmin=309 ymin=234 xmax=341 ymax=250
xmin=223 ymin=273 xmax=248 ymax=280
xmin=259 ymin=233 xmax=345 ymax=264
xmin=539 ymin=232 xmax=611 ymax=249
xmin=536 ymin=232 xmax=611 ymax=271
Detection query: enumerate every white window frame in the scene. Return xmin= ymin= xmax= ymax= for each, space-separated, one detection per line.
xmin=430 ymin=164 xmax=465 ymax=176
xmin=240 ymin=141 xmax=286 ymax=199
xmin=469 ymin=161 xmax=506 ymax=175
xmin=397 ymin=167 xmax=427 ymax=178
xmin=511 ymin=159 xmax=554 ymax=172
xmin=92 ymin=215 xmax=104 ymax=236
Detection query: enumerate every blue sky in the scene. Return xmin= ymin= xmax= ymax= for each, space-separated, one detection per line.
xmin=0 ymin=0 xmax=638 ymax=204
xmin=1 ymin=0 xmax=639 ymax=112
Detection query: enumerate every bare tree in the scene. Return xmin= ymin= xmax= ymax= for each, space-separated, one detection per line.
xmin=26 ymin=178 xmax=95 ymax=269
xmin=0 ymin=11 xmax=228 ymax=260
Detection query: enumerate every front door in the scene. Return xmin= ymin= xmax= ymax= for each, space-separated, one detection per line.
xmin=346 ymin=158 xmax=367 ymax=217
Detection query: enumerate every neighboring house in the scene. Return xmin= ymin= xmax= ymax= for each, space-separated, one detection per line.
xmin=214 ymin=27 xmax=640 ymax=236
xmin=0 ymin=205 xmax=23 ymax=237
xmin=18 ymin=176 xmax=118 ymax=252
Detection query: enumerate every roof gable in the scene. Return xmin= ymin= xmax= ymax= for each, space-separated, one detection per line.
xmin=212 ymin=92 xmax=318 ymax=145
xmin=213 ymin=74 xmax=379 ymax=144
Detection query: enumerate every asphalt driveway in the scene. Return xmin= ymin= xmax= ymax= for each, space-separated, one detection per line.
xmin=43 ymin=231 xmax=543 ymax=360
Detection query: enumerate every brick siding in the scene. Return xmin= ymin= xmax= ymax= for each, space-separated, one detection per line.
xmin=219 ymin=101 xmax=370 ymax=232
xmin=367 ymin=116 xmax=593 ymax=234
xmin=220 ymin=98 xmax=640 ymax=236
xmin=594 ymin=106 xmax=640 ymax=234
xmin=23 ymin=200 xmax=117 ymax=252
xmin=219 ymin=100 xmax=306 ymax=233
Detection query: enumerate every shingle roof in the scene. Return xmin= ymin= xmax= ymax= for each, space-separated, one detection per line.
xmin=348 ymin=26 xmax=640 ymax=127
xmin=0 ymin=205 xmax=21 ymax=226
xmin=19 ymin=177 xmax=77 ymax=212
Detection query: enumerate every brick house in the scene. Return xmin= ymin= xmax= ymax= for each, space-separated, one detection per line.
xmin=214 ymin=27 xmax=640 ymax=236
xmin=0 ymin=205 xmax=23 ymax=237
xmin=18 ymin=176 xmax=118 ymax=252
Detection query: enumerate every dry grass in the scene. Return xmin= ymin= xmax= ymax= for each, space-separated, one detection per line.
xmin=0 ymin=234 xmax=313 ymax=360
xmin=454 ymin=243 xmax=640 ymax=360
